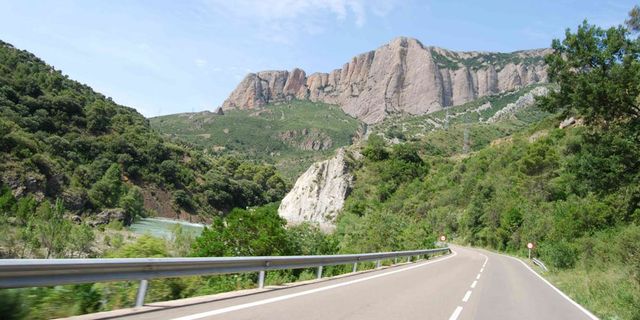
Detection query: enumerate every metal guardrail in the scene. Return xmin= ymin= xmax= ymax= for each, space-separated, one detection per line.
xmin=0 ymin=247 xmax=450 ymax=307
xmin=532 ymin=258 xmax=549 ymax=272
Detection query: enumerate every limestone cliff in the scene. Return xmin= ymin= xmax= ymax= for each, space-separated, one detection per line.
xmin=277 ymin=148 xmax=357 ymax=230
xmin=221 ymin=37 xmax=550 ymax=124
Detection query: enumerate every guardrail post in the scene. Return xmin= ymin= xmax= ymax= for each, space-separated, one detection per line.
xmin=135 ymin=279 xmax=148 ymax=307
xmin=258 ymin=270 xmax=265 ymax=289
xmin=352 ymin=262 xmax=358 ymax=273
xmin=376 ymin=260 xmax=381 ymax=269
xmin=316 ymin=266 xmax=323 ymax=279
xmin=407 ymin=256 xmax=411 ymax=263
xmin=394 ymin=257 xmax=398 ymax=264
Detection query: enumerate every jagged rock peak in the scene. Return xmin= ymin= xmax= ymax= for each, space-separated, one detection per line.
xmin=221 ymin=37 xmax=550 ymax=124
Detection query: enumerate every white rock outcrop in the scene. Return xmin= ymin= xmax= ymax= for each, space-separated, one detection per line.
xmin=278 ymin=148 xmax=356 ymax=231
xmin=486 ymin=86 xmax=549 ymax=123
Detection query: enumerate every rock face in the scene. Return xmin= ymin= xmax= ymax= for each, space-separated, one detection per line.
xmin=277 ymin=128 xmax=333 ymax=151
xmin=487 ymin=86 xmax=549 ymax=123
xmin=278 ymin=148 xmax=357 ymax=230
xmin=88 ymin=208 xmax=130 ymax=227
xmin=221 ymin=37 xmax=550 ymax=124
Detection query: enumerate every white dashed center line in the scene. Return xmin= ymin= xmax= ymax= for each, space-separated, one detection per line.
xmin=449 ymin=306 xmax=464 ymax=320
xmin=462 ymin=290 xmax=472 ymax=302
xmin=448 ymin=252 xmax=488 ymax=320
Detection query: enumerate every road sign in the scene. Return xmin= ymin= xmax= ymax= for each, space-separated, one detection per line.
xmin=440 ymin=235 xmax=446 ymax=242
xmin=527 ymin=242 xmax=534 ymax=249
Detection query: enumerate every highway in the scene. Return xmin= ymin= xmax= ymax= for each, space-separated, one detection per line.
xmin=70 ymin=246 xmax=597 ymax=320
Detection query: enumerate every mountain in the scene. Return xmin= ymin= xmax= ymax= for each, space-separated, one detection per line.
xmin=0 ymin=40 xmax=288 ymax=224
xmin=150 ymin=100 xmax=363 ymax=181
xmin=221 ymin=37 xmax=550 ymax=124
xmin=277 ymin=84 xmax=551 ymax=229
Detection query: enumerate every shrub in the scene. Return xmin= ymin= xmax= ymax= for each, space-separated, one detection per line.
xmin=541 ymin=240 xmax=578 ymax=269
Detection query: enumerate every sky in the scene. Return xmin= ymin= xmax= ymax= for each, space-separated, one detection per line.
xmin=0 ymin=0 xmax=636 ymax=117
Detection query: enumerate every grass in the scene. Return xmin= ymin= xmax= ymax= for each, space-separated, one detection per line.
xmin=545 ymin=266 xmax=640 ymax=320
xmin=150 ymin=100 xmax=362 ymax=181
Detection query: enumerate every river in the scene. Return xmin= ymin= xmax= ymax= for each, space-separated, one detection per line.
xmin=128 ymin=217 xmax=206 ymax=239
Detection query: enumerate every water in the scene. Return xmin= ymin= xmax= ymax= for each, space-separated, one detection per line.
xmin=129 ymin=217 xmax=206 ymax=239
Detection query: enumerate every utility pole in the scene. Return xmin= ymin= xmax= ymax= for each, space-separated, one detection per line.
xmin=463 ymin=127 xmax=470 ymax=154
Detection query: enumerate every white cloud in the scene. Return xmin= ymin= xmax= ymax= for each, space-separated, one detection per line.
xmin=202 ymin=0 xmax=400 ymax=43
xmin=195 ymin=58 xmax=208 ymax=67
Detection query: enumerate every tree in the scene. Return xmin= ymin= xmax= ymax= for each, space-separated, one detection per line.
xmin=191 ymin=203 xmax=289 ymax=257
xmin=85 ymin=101 xmax=113 ymax=133
xmin=362 ymin=135 xmax=389 ymax=161
xmin=539 ymin=20 xmax=640 ymax=125
xmin=88 ymin=163 xmax=122 ymax=208
xmin=119 ymin=186 xmax=144 ymax=221
xmin=36 ymin=199 xmax=72 ymax=258
xmin=627 ymin=5 xmax=640 ymax=32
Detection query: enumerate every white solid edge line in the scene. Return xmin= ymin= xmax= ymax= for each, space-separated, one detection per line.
xmin=170 ymin=250 xmax=459 ymax=320
xmin=502 ymin=254 xmax=599 ymax=320
xmin=471 ymin=280 xmax=477 ymax=288
xmin=462 ymin=290 xmax=472 ymax=302
xmin=449 ymin=306 xmax=464 ymax=320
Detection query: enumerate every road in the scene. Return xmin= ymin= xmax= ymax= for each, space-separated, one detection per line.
xmin=72 ymin=246 xmax=597 ymax=320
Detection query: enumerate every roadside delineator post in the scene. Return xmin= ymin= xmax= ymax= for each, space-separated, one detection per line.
xmin=258 ymin=270 xmax=265 ymax=289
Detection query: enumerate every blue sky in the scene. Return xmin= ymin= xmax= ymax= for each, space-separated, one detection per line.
xmin=0 ymin=0 xmax=636 ymax=117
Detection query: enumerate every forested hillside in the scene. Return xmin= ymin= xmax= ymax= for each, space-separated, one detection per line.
xmin=0 ymin=39 xmax=288 ymax=256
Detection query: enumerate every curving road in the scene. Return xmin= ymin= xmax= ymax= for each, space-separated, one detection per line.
xmin=70 ymin=246 xmax=597 ymax=320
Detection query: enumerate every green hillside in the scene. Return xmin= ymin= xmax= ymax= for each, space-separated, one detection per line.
xmin=0 ymin=39 xmax=288 ymax=230
xmin=150 ymin=101 xmax=362 ymax=180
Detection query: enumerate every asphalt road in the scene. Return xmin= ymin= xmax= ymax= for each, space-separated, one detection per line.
xmin=73 ymin=246 xmax=597 ymax=320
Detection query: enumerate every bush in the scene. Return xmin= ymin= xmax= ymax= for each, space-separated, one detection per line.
xmin=0 ymin=289 xmax=28 ymax=320
xmin=616 ymin=224 xmax=640 ymax=284
xmin=541 ymin=240 xmax=578 ymax=269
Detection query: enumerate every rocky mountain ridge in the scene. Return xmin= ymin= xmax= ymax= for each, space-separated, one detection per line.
xmin=221 ymin=37 xmax=550 ymax=124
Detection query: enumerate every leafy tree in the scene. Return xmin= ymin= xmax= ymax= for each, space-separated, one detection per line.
xmin=540 ymin=20 xmax=640 ymax=125
xmin=627 ymin=5 xmax=640 ymax=32
xmin=191 ymin=203 xmax=288 ymax=257
xmin=85 ymin=101 xmax=113 ymax=134
xmin=362 ymin=135 xmax=389 ymax=161
xmin=36 ymin=199 xmax=72 ymax=258
xmin=88 ymin=163 xmax=122 ymax=208
xmin=119 ymin=186 xmax=144 ymax=221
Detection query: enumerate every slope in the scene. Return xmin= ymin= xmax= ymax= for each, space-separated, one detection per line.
xmin=0 ymin=40 xmax=288 ymax=227
xmin=151 ymin=100 xmax=362 ymax=181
